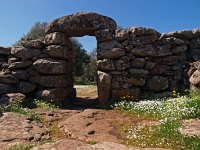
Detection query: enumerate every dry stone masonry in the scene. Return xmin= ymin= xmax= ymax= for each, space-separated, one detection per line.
xmin=0 ymin=12 xmax=200 ymax=105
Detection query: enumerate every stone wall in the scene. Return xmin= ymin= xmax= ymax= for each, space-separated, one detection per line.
xmin=0 ymin=32 xmax=75 ymax=104
xmin=0 ymin=12 xmax=199 ymax=105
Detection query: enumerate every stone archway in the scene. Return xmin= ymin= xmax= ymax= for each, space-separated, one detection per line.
xmin=45 ymin=12 xmax=118 ymax=104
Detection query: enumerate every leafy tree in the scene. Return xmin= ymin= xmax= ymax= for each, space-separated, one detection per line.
xmin=83 ymin=48 xmax=97 ymax=82
xmin=15 ymin=21 xmax=47 ymax=45
xmin=71 ymin=38 xmax=90 ymax=76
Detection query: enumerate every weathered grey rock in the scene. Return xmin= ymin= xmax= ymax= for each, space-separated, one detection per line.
xmin=126 ymin=77 xmax=146 ymax=87
xmin=0 ymin=93 xmax=25 ymax=106
xmin=97 ymin=59 xmax=115 ymax=71
xmin=0 ymin=84 xmax=17 ymax=94
xmin=9 ymin=60 xmax=32 ymax=69
xmin=130 ymin=68 xmax=149 ymax=77
xmin=131 ymin=44 xmax=156 ymax=57
xmin=97 ymin=71 xmax=111 ymax=104
xmin=0 ymin=73 xmax=18 ymax=84
xmin=189 ymin=70 xmax=200 ymax=86
xmin=161 ymin=30 xmax=194 ymax=39
xmin=43 ymin=45 xmax=68 ymax=59
xmin=145 ymin=62 xmax=156 ymax=70
xmin=0 ymin=46 xmax=11 ymax=55
xmin=21 ymin=39 xmax=45 ymax=49
xmin=172 ymin=45 xmax=187 ymax=54
xmin=129 ymin=27 xmax=161 ymax=37
xmin=115 ymin=56 xmax=130 ymax=71
xmin=34 ymin=88 xmax=71 ymax=100
xmin=33 ymin=58 xmax=67 ymax=74
xmin=115 ymin=29 xmax=129 ymax=41
xmin=0 ymin=112 xmax=50 ymax=148
xmin=11 ymin=46 xmax=41 ymax=60
xmin=131 ymin=58 xmax=145 ymax=68
xmin=132 ymin=34 xmax=159 ymax=45
xmin=12 ymin=70 xmax=29 ymax=80
xmin=148 ymin=76 xmax=169 ymax=91
xmin=165 ymin=37 xmax=185 ymax=45
xmin=8 ymin=57 xmax=19 ymax=64
xmin=44 ymin=32 xmax=66 ymax=45
xmin=97 ymin=40 xmax=125 ymax=59
xmin=18 ymin=81 xmax=37 ymax=93
xmin=95 ymin=29 xmax=113 ymax=42
xmin=45 ymin=12 xmax=117 ymax=36
xmin=112 ymin=88 xmax=140 ymax=99
xmin=30 ymin=75 xmax=69 ymax=88
xmin=154 ymin=92 xmax=172 ymax=98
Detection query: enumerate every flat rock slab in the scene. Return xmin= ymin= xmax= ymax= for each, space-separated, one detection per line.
xmin=180 ymin=118 xmax=200 ymax=136
xmin=33 ymin=139 xmax=170 ymax=150
xmin=58 ymin=109 xmax=158 ymax=143
xmin=0 ymin=112 xmax=50 ymax=149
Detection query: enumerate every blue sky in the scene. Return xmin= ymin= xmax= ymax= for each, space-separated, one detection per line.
xmin=0 ymin=0 xmax=200 ymax=52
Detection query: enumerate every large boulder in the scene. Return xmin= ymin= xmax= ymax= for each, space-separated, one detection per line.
xmin=21 ymin=39 xmax=45 ymax=49
xmin=0 ymin=46 xmax=11 ymax=55
xmin=148 ymin=76 xmax=169 ymax=91
xmin=97 ymin=59 xmax=115 ymax=71
xmin=18 ymin=81 xmax=37 ymax=94
xmin=44 ymin=32 xmax=66 ymax=46
xmin=0 ymin=84 xmax=17 ymax=95
xmin=43 ymin=45 xmax=69 ymax=59
xmin=97 ymin=71 xmax=111 ymax=104
xmin=11 ymin=46 xmax=41 ymax=60
xmin=30 ymin=75 xmax=70 ymax=88
xmin=33 ymin=58 xmax=67 ymax=74
xmin=0 ymin=93 xmax=25 ymax=106
xmin=45 ymin=12 xmax=117 ymax=36
xmin=8 ymin=60 xmax=32 ymax=69
xmin=0 ymin=73 xmax=18 ymax=84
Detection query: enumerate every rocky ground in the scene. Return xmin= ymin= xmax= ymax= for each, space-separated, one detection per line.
xmin=0 ymin=86 xmax=199 ymax=150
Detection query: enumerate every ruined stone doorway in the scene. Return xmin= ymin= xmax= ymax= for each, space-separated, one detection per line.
xmin=45 ymin=12 xmax=117 ymax=104
xmin=73 ymin=36 xmax=98 ymax=106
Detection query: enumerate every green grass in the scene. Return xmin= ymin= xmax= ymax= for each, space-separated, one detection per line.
xmin=88 ymin=140 xmax=98 ymax=145
xmin=1 ymin=102 xmax=43 ymax=123
xmin=113 ymin=90 xmax=200 ymax=149
xmin=33 ymin=99 xmax=59 ymax=110
xmin=8 ymin=145 xmax=33 ymax=150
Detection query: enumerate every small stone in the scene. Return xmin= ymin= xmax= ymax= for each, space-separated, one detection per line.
xmin=148 ymin=76 xmax=169 ymax=91
xmin=97 ymin=71 xmax=111 ymax=104
xmin=95 ymin=29 xmax=113 ymax=42
xmin=0 ymin=84 xmax=17 ymax=95
xmin=131 ymin=58 xmax=145 ymax=68
xmin=11 ymin=46 xmax=41 ymax=60
xmin=33 ymin=58 xmax=67 ymax=75
xmin=0 ymin=46 xmax=11 ymax=55
xmin=44 ymin=32 xmax=66 ymax=45
xmin=18 ymin=81 xmax=37 ymax=93
xmin=30 ymin=75 xmax=70 ymax=88
xmin=9 ymin=60 xmax=32 ymax=69
xmin=21 ymin=39 xmax=45 ymax=49
xmin=43 ymin=45 xmax=68 ymax=59
xmin=130 ymin=68 xmax=149 ymax=77
xmin=0 ymin=73 xmax=18 ymax=84
xmin=97 ymin=59 xmax=115 ymax=71
xmin=131 ymin=44 xmax=156 ymax=57
xmin=189 ymin=70 xmax=200 ymax=86
xmin=172 ymin=45 xmax=187 ymax=54
xmin=0 ymin=93 xmax=25 ymax=106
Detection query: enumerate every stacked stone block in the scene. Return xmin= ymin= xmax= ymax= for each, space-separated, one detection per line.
xmin=0 ymin=12 xmax=199 ymax=105
xmin=0 ymin=32 xmax=75 ymax=105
